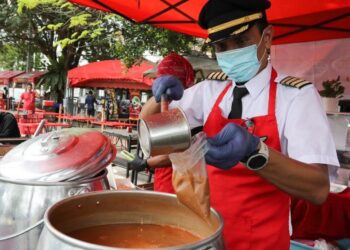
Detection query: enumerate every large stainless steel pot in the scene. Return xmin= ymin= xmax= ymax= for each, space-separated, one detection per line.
xmin=0 ymin=169 xmax=109 ymax=250
xmin=37 ymin=191 xmax=225 ymax=250
xmin=0 ymin=129 xmax=116 ymax=182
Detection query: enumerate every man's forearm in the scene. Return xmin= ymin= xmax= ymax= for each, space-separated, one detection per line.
xmin=140 ymin=97 xmax=161 ymax=119
xmin=146 ymin=155 xmax=171 ymax=169
xmin=257 ymin=148 xmax=329 ymax=204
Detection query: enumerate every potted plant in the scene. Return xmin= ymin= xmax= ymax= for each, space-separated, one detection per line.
xmin=319 ymin=76 xmax=344 ymax=112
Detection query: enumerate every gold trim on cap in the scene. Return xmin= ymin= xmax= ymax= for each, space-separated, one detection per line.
xmin=230 ymin=24 xmax=249 ymax=36
xmin=205 ymin=24 xmax=249 ymax=44
xmin=208 ymin=12 xmax=263 ymax=34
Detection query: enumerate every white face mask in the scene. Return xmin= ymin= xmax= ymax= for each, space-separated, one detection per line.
xmin=216 ymin=33 xmax=266 ymax=83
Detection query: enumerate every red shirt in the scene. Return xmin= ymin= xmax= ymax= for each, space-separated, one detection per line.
xmin=20 ymin=91 xmax=36 ymax=112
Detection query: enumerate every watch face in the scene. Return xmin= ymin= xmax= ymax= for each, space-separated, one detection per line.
xmin=248 ymin=155 xmax=267 ymax=170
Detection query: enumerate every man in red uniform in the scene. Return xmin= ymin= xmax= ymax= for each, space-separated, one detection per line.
xmin=129 ymin=52 xmax=194 ymax=193
xmin=18 ymin=84 xmax=36 ymax=114
xmin=140 ymin=0 xmax=339 ymax=249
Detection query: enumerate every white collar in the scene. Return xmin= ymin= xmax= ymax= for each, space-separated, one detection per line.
xmin=231 ymin=63 xmax=272 ymax=99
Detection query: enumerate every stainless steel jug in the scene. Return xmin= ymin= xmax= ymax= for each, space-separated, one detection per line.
xmin=138 ymin=108 xmax=191 ymax=158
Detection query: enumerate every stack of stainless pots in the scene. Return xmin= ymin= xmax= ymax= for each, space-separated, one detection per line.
xmin=0 ymin=129 xmax=116 ymax=250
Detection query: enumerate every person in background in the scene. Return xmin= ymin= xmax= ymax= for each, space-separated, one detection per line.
xmin=129 ymin=96 xmax=142 ymax=121
xmin=53 ymin=102 xmax=59 ymax=113
xmin=3 ymin=87 xmax=8 ymax=99
xmin=3 ymin=87 xmax=8 ymax=110
xmin=102 ymin=89 xmax=113 ymax=121
xmin=0 ymin=112 xmax=20 ymax=138
xmin=140 ymin=0 xmax=339 ymax=248
xmin=85 ymin=90 xmax=98 ymax=117
xmin=129 ymin=52 xmax=195 ymax=193
xmin=18 ymin=83 xmax=36 ymax=115
xmin=0 ymin=89 xmax=5 ymax=110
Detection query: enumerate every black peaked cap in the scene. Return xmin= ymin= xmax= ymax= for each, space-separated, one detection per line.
xmin=199 ymin=0 xmax=271 ymax=43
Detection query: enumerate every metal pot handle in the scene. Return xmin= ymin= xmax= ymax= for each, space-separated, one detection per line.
xmin=160 ymin=94 xmax=169 ymax=113
xmin=0 ymin=219 xmax=44 ymax=241
xmin=67 ymin=186 xmax=91 ymax=196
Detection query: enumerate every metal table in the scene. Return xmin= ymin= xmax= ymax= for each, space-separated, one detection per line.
xmin=103 ymin=129 xmax=138 ymax=152
xmin=103 ymin=129 xmax=152 ymax=185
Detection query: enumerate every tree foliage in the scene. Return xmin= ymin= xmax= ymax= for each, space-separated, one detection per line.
xmin=0 ymin=0 xmax=203 ymax=101
xmin=1 ymin=0 xmax=119 ymax=101
xmin=0 ymin=44 xmax=26 ymax=70
xmin=113 ymin=17 xmax=200 ymax=67
xmin=319 ymin=76 xmax=344 ymax=98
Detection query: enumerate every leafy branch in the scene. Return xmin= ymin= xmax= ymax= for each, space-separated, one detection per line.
xmin=319 ymin=76 xmax=344 ymax=98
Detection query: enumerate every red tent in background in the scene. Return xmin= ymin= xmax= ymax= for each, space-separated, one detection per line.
xmin=68 ymin=60 xmax=154 ymax=90
xmin=69 ymin=0 xmax=350 ymax=44
xmin=0 ymin=71 xmax=25 ymax=85
xmin=13 ymin=71 xmax=46 ymax=84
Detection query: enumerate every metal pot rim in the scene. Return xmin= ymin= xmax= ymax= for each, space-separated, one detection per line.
xmin=137 ymin=119 xmax=151 ymax=158
xmin=43 ymin=190 xmax=224 ymax=250
xmin=177 ymin=107 xmax=191 ymax=143
xmin=0 ymin=169 xmax=108 ymax=186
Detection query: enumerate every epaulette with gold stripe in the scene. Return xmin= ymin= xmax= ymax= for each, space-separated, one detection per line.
xmin=206 ymin=71 xmax=228 ymax=81
xmin=279 ymin=76 xmax=312 ymax=89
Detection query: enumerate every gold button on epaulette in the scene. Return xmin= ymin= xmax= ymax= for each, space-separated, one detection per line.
xmin=206 ymin=71 xmax=228 ymax=81
xmin=279 ymin=76 xmax=312 ymax=89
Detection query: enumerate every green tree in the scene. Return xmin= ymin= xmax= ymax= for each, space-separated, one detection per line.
xmin=1 ymin=0 xmax=119 ymax=101
xmin=113 ymin=17 xmax=201 ymax=67
xmin=0 ymin=44 xmax=26 ymax=70
xmin=0 ymin=43 xmax=45 ymax=70
xmin=1 ymin=0 xmax=202 ymax=101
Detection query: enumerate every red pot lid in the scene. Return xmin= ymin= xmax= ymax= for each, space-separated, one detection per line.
xmin=0 ymin=129 xmax=116 ymax=182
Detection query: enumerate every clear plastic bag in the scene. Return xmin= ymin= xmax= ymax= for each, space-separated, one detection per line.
xmin=169 ymin=132 xmax=210 ymax=220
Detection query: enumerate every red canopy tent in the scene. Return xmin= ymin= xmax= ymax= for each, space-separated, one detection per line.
xmin=0 ymin=71 xmax=25 ymax=85
xmin=13 ymin=71 xmax=46 ymax=84
xmin=68 ymin=60 xmax=154 ymax=90
xmin=69 ymin=0 xmax=350 ymax=44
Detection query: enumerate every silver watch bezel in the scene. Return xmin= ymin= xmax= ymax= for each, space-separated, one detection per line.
xmin=244 ymin=141 xmax=269 ymax=171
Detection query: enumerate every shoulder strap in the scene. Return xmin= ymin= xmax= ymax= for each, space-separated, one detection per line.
xmin=206 ymin=71 xmax=228 ymax=81
xmin=279 ymin=76 xmax=312 ymax=89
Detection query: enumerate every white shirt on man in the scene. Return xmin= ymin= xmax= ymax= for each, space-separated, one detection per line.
xmin=170 ymin=63 xmax=339 ymax=167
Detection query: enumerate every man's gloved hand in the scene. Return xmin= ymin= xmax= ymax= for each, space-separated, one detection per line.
xmin=205 ymin=123 xmax=260 ymax=170
xmin=128 ymin=156 xmax=148 ymax=172
xmin=152 ymin=75 xmax=184 ymax=103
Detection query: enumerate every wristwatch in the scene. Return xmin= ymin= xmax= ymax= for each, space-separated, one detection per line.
xmin=241 ymin=141 xmax=269 ymax=171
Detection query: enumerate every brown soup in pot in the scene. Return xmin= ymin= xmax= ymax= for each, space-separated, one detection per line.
xmin=68 ymin=223 xmax=202 ymax=248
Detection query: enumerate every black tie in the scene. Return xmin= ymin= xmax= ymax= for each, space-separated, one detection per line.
xmin=228 ymin=86 xmax=249 ymax=119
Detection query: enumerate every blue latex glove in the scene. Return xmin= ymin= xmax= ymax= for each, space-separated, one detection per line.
xmin=152 ymin=75 xmax=184 ymax=103
xmin=205 ymin=123 xmax=260 ymax=170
